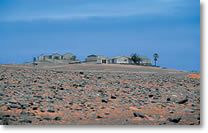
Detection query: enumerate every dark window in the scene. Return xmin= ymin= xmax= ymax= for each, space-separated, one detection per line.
xmin=54 ymin=56 xmax=59 ymax=60
xmin=112 ymin=59 xmax=115 ymax=64
xmin=102 ymin=60 xmax=106 ymax=64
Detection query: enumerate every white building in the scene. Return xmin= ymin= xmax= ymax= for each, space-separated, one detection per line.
xmin=85 ymin=55 xmax=109 ymax=64
xmin=109 ymin=56 xmax=133 ymax=64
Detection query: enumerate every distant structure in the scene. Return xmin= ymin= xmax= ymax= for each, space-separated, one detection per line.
xmin=109 ymin=56 xmax=133 ymax=64
xmin=85 ymin=55 xmax=152 ymax=66
xmin=137 ymin=56 xmax=152 ymax=66
xmin=85 ymin=55 xmax=109 ymax=64
xmin=38 ymin=53 xmax=80 ymax=64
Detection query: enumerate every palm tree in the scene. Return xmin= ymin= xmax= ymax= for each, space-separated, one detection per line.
xmin=153 ymin=53 xmax=159 ymax=66
xmin=33 ymin=57 xmax=37 ymax=66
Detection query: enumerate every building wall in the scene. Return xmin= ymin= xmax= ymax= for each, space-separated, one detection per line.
xmin=63 ymin=53 xmax=75 ymax=60
xmin=85 ymin=55 xmax=97 ymax=62
xmin=38 ymin=55 xmax=45 ymax=61
xmin=52 ymin=55 xmax=62 ymax=60
xmin=109 ymin=57 xmax=130 ymax=64
xmin=96 ymin=55 xmax=108 ymax=64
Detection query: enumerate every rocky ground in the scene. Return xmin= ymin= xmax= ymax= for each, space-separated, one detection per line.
xmin=0 ymin=63 xmax=200 ymax=125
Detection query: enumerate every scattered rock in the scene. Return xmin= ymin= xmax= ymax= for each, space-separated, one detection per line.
xmin=79 ymin=72 xmax=84 ymax=75
xmin=97 ymin=115 xmax=103 ymax=119
xmin=101 ymin=99 xmax=108 ymax=103
xmin=20 ymin=119 xmax=32 ymax=124
xmin=9 ymin=103 xmax=18 ymax=108
xmin=177 ymin=98 xmax=188 ymax=104
xmin=168 ymin=116 xmax=181 ymax=123
xmin=183 ymin=108 xmax=195 ymax=113
xmin=32 ymin=106 xmax=38 ymax=110
xmin=48 ymin=109 xmax=56 ymax=113
xmin=54 ymin=117 xmax=62 ymax=120
xmin=110 ymin=95 xmax=116 ymax=99
xmin=133 ymin=111 xmax=145 ymax=118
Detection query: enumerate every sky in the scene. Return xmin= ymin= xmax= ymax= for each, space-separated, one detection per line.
xmin=0 ymin=0 xmax=200 ymax=71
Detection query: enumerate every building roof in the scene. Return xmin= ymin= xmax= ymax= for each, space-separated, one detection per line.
xmin=51 ymin=53 xmax=62 ymax=56
xmin=87 ymin=54 xmax=97 ymax=57
xmin=110 ymin=55 xmax=131 ymax=59
xmin=63 ymin=53 xmax=74 ymax=56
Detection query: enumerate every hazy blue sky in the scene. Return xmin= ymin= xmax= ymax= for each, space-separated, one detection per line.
xmin=0 ymin=0 xmax=200 ymax=71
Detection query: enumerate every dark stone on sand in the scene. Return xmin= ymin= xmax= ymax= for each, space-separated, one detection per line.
xmin=10 ymin=117 xmax=17 ymax=121
xmin=105 ymin=112 xmax=110 ymax=115
xmin=49 ymin=86 xmax=56 ymax=90
xmin=148 ymin=94 xmax=154 ymax=98
xmin=0 ymin=76 xmax=3 ymax=81
xmin=111 ymin=95 xmax=116 ymax=99
xmin=48 ymin=109 xmax=56 ymax=113
xmin=54 ymin=117 xmax=62 ymax=120
xmin=43 ymin=117 xmax=51 ymax=120
xmin=20 ymin=111 xmax=27 ymax=115
xmin=177 ymin=98 xmax=188 ymax=104
xmin=151 ymin=99 xmax=157 ymax=103
xmin=20 ymin=119 xmax=32 ymax=123
xmin=79 ymin=72 xmax=84 ymax=75
xmin=9 ymin=103 xmax=18 ymax=108
xmin=168 ymin=116 xmax=181 ymax=123
xmin=101 ymin=99 xmax=108 ymax=103
xmin=32 ymin=106 xmax=38 ymax=110
xmin=183 ymin=108 xmax=195 ymax=113
xmin=21 ymin=104 xmax=29 ymax=109
xmin=133 ymin=111 xmax=145 ymax=118
xmin=97 ymin=115 xmax=103 ymax=119
xmin=167 ymin=97 xmax=171 ymax=102
xmin=2 ymin=115 xmax=10 ymax=118
xmin=3 ymin=118 xmax=9 ymax=125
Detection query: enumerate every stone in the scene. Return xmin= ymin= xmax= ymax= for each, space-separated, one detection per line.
xmin=20 ymin=111 xmax=27 ymax=115
xmin=133 ymin=111 xmax=145 ymax=118
xmin=148 ymin=94 xmax=154 ymax=98
xmin=97 ymin=115 xmax=103 ymax=119
xmin=79 ymin=72 xmax=84 ymax=75
xmin=10 ymin=117 xmax=17 ymax=121
xmin=177 ymin=98 xmax=188 ymax=104
xmin=69 ymin=101 xmax=73 ymax=105
xmin=32 ymin=106 xmax=38 ymax=110
xmin=101 ymin=99 xmax=108 ymax=103
xmin=168 ymin=116 xmax=181 ymax=123
xmin=9 ymin=103 xmax=18 ymax=108
xmin=40 ymin=108 xmax=45 ymax=112
xmin=48 ymin=109 xmax=56 ymax=113
xmin=105 ymin=112 xmax=110 ymax=115
xmin=0 ymin=76 xmax=3 ymax=81
xmin=2 ymin=118 xmax=9 ymax=125
xmin=20 ymin=119 xmax=32 ymax=123
xmin=21 ymin=104 xmax=29 ymax=109
xmin=151 ymin=99 xmax=157 ymax=103
xmin=110 ymin=95 xmax=116 ymax=99
xmin=183 ymin=108 xmax=195 ymax=113
xmin=43 ymin=117 xmax=51 ymax=120
xmin=54 ymin=116 xmax=62 ymax=120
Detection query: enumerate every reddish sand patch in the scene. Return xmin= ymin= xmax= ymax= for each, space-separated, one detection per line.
xmin=187 ymin=74 xmax=200 ymax=79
